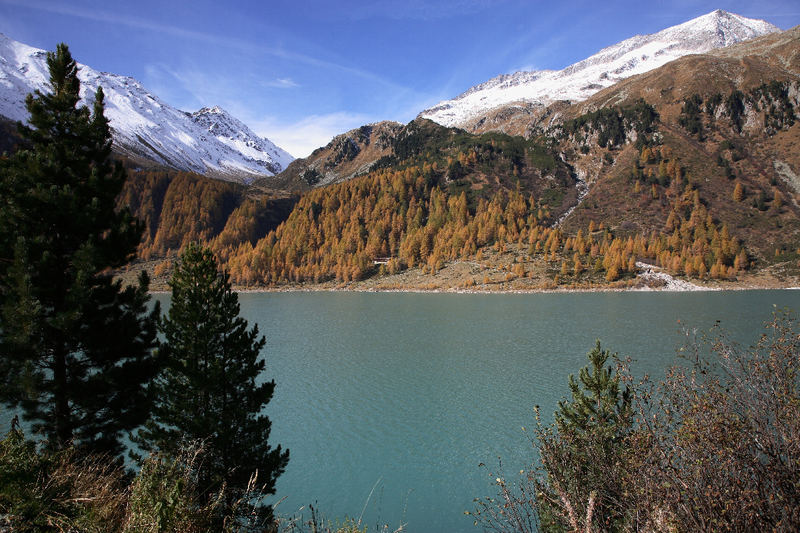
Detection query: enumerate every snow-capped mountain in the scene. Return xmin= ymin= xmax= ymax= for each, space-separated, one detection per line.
xmin=419 ymin=10 xmax=780 ymax=128
xmin=0 ymin=33 xmax=293 ymax=182
xmin=190 ymin=106 xmax=293 ymax=175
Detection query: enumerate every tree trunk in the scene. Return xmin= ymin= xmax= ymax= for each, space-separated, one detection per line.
xmin=53 ymin=343 xmax=71 ymax=447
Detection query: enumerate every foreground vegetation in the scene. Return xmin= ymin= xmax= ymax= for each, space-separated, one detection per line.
xmin=472 ymin=311 xmax=800 ymax=532
xmin=0 ymin=45 xmax=286 ymax=531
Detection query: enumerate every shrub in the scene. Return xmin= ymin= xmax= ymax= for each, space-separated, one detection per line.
xmin=124 ymin=445 xmax=212 ymax=533
xmin=633 ymin=311 xmax=800 ymax=530
xmin=0 ymin=428 xmax=277 ymax=533
xmin=474 ymin=312 xmax=800 ymax=532
xmin=0 ymin=424 xmax=128 ymax=532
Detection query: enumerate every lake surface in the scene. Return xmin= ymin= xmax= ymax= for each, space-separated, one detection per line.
xmin=168 ymin=290 xmax=799 ymax=532
xmin=4 ymin=290 xmax=799 ymax=531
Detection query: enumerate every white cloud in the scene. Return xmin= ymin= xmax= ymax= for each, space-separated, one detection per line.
xmin=263 ymin=77 xmax=299 ymax=89
xmin=250 ymin=112 xmax=376 ymax=159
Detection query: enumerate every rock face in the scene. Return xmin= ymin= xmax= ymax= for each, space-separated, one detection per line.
xmin=418 ymin=10 xmax=780 ymax=129
xmin=267 ymin=121 xmax=404 ymax=191
xmin=0 ymin=34 xmax=293 ymax=183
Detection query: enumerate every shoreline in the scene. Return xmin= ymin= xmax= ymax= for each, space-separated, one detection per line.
xmin=142 ymin=260 xmax=800 ymax=295
xmin=232 ymin=285 xmax=800 ymax=294
xmin=132 ymin=252 xmax=800 ymax=297
xmin=150 ymin=283 xmax=800 ymax=295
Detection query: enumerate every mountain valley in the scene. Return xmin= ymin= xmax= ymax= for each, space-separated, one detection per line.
xmin=2 ymin=10 xmax=800 ymax=291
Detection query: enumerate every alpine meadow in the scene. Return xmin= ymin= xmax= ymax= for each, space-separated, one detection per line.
xmin=1 ymin=4 xmax=800 ymax=533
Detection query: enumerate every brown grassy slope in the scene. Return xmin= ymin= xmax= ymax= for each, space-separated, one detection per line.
xmin=561 ymin=120 xmax=800 ymax=262
xmin=555 ymin=27 xmax=800 ymax=262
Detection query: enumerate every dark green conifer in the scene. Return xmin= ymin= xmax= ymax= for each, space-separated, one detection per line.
xmin=136 ymin=243 xmax=288 ymax=521
xmin=0 ymin=44 xmax=159 ymax=458
xmin=555 ymin=340 xmax=632 ymax=436
xmin=537 ymin=341 xmax=633 ymax=532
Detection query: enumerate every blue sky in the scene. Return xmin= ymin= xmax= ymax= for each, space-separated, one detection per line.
xmin=1 ymin=0 xmax=798 ymax=157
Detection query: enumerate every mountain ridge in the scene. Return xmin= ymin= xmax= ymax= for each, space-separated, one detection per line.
xmin=418 ymin=10 xmax=780 ymax=129
xmin=263 ymin=120 xmax=404 ymax=192
xmin=0 ymin=33 xmax=293 ymax=183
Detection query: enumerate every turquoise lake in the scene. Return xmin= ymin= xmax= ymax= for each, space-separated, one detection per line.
xmin=161 ymin=290 xmax=799 ymax=532
xmin=5 ymin=290 xmax=800 ymax=531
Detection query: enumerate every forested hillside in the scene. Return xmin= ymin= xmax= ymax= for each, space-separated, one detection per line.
xmin=114 ymin=104 xmax=761 ymax=290
xmin=116 ymin=167 xmax=297 ymax=261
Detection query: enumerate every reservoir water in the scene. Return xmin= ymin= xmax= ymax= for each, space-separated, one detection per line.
xmin=166 ymin=290 xmax=798 ymax=532
xmin=4 ymin=290 xmax=799 ymax=531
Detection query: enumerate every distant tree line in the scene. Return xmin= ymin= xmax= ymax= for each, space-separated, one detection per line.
xmin=561 ymin=99 xmax=659 ymax=149
xmin=679 ymin=80 xmax=798 ymax=138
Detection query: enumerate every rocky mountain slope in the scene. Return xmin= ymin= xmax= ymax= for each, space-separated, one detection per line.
xmin=419 ymin=10 xmax=779 ymax=131
xmin=261 ymin=121 xmax=404 ymax=192
xmin=0 ymin=33 xmax=293 ymax=182
xmin=545 ymin=24 xmax=800 ymax=271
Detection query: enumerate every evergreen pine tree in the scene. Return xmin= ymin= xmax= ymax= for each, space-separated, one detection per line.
xmin=555 ymin=341 xmax=632 ymax=436
xmin=536 ymin=341 xmax=633 ymax=532
xmin=136 ymin=243 xmax=288 ymax=520
xmin=0 ymin=44 xmax=159 ymax=457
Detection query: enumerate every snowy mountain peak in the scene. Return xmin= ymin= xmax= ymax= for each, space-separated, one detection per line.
xmin=686 ymin=9 xmax=778 ymax=43
xmin=0 ymin=33 xmax=294 ymax=182
xmin=419 ymin=10 xmax=780 ymax=128
xmin=200 ymin=105 xmax=225 ymax=114
xmin=189 ymin=106 xmax=294 ymax=175
xmin=192 ymin=106 xmax=254 ymax=138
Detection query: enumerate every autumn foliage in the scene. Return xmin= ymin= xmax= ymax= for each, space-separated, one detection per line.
xmin=214 ymin=154 xmax=747 ymax=285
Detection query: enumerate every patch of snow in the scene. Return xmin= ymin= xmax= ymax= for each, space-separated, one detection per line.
xmin=774 ymin=160 xmax=800 ymax=195
xmin=555 ymin=167 xmax=589 ymax=227
xmin=634 ymin=262 xmax=718 ymax=291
